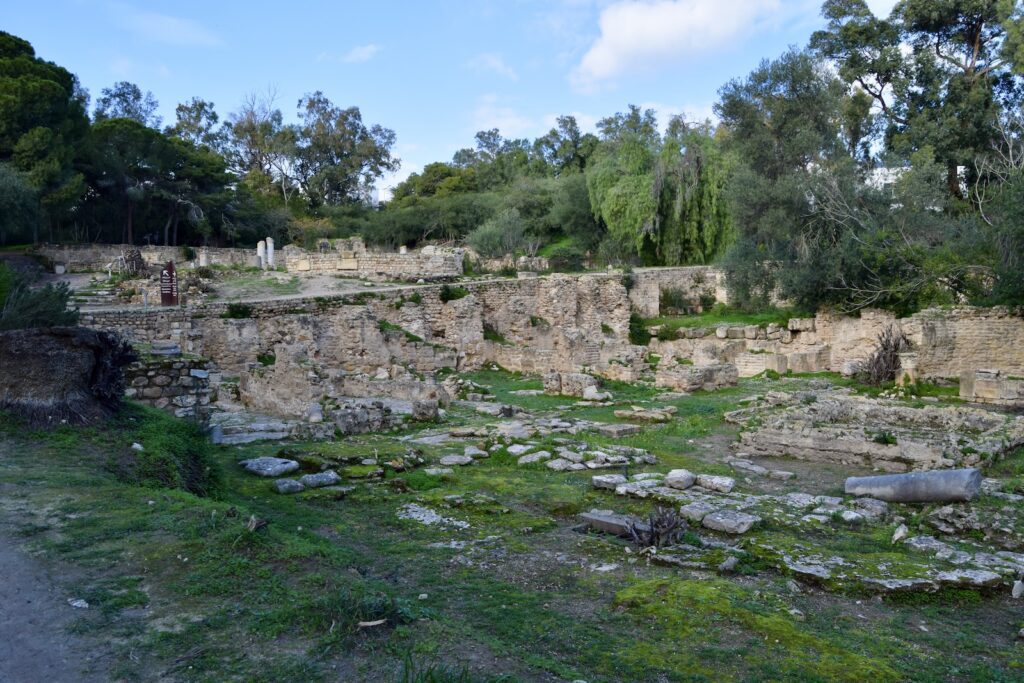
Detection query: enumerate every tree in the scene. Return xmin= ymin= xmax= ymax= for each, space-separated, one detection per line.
xmin=0 ymin=31 xmax=89 ymax=238
xmin=534 ymin=116 xmax=598 ymax=174
xmin=0 ymin=163 xmax=39 ymax=245
xmin=94 ymin=81 xmax=161 ymax=128
xmin=167 ymin=97 xmax=224 ymax=150
xmin=293 ymin=91 xmax=398 ymax=207
xmin=715 ymin=48 xmax=850 ymax=309
xmin=81 ymin=118 xmax=166 ymax=244
xmin=654 ymin=118 xmax=733 ymax=265
xmin=812 ymin=0 xmax=1023 ymax=197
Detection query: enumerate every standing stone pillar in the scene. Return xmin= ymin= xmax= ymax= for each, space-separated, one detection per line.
xmin=399 ymin=245 xmax=408 ymax=255
xmin=198 ymin=248 xmax=209 ymax=267
xmin=266 ymin=237 xmax=275 ymax=269
xmin=257 ymin=240 xmax=266 ymax=270
xmin=897 ymin=352 xmax=918 ymax=386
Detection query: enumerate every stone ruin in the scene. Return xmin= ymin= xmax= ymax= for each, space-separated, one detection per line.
xmin=961 ymin=369 xmax=1024 ymax=408
xmin=726 ymin=389 xmax=1024 ymax=472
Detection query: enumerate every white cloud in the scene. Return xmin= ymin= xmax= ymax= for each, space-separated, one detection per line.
xmin=572 ymin=0 xmax=782 ymax=90
xmin=114 ymin=5 xmax=222 ymax=47
xmin=341 ymin=43 xmax=382 ymax=63
xmin=468 ymin=53 xmax=519 ymax=81
xmin=471 ymin=94 xmax=536 ymax=138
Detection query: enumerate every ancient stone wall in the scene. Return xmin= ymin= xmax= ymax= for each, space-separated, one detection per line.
xmin=124 ymin=358 xmax=212 ymax=421
xmin=280 ymin=238 xmax=464 ymax=281
xmin=33 ymin=244 xmax=256 ymax=272
xmin=626 ymin=266 xmax=727 ymax=318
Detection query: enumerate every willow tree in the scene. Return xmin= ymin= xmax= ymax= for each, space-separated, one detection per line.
xmin=654 ymin=119 xmax=733 ymax=265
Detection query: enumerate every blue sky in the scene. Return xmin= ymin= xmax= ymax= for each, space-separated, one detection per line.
xmin=8 ymin=0 xmax=896 ymax=195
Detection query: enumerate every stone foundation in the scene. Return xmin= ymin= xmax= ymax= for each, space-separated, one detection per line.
xmin=729 ymin=392 xmax=1024 ymax=472
xmin=960 ymin=370 xmax=1024 ymax=408
xmin=124 ymin=358 xmax=212 ymax=421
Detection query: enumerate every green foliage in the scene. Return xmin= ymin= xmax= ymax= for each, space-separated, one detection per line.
xmin=256 ymin=352 xmax=276 ymax=366
xmin=482 ymin=324 xmax=509 ymax=345
xmin=378 ymin=320 xmax=424 ymax=343
xmin=0 ymin=163 xmax=39 ymax=244
xmin=0 ymin=262 xmax=78 ymax=330
xmin=221 ymin=302 xmax=253 ymax=319
xmin=106 ymin=405 xmax=222 ymax=496
xmin=439 ymin=285 xmax=469 ymax=303
xmin=628 ymin=313 xmax=651 ymax=346
xmin=466 ymin=207 xmax=526 ymax=258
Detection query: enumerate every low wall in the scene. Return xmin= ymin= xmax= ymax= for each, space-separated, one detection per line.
xmin=280 ymin=238 xmax=464 ymax=281
xmin=33 ymin=244 xmax=256 ymax=272
xmin=124 ymin=357 xmax=212 ymax=421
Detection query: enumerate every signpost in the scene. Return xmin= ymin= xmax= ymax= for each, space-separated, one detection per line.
xmin=160 ymin=261 xmax=178 ymax=306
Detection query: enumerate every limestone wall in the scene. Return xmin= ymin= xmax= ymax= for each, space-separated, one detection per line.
xmin=34 ymin=244 xmax=255 ymax=272
xmin=627 ymin=266 xmax=727 ymax=317
xmin=649 ymin=307 xmax=1024 ymax=380
xmin=280 ymin=238 xmax=464 ymax=281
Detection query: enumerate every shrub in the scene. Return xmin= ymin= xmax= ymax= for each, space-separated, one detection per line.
xmin=257 ymin=352 xmax=276 ymax=366
xmin=629 ymin=507 xmax=687 ymax=549
xmin=546 ymin=242 xmax=586 ymax=272
xmin=221 ymin=302 xmax=253 ymax=319
xmin=628 ymin=313 xmax=651 ymax=345
xmin=858 ymin=326 xmax=910 ymax=386
xmin=483 ymin=324 xmax=509 ymax=344
xmin=659 ymin=287 xmax=692 ymax=315
xmin=0 ymin=263 xmax=78 ymax=330
xmin=439 ymin=285 xmax=469 ymax=303
xmin=465 ymin=207 xmax=526 ymax=258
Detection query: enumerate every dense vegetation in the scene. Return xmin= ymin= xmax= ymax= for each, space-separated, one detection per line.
xmin=2 ymin=0 xmax=1023 ymax=313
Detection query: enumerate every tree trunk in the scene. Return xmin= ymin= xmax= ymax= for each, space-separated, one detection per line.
xmin=947 ymin=163 xmax=963 ymax=200
xmin=126 ymin=202 xmax=134 ymax=245
xmin=172 ymin=212 xmax=180 ymax=247
xmin=163 ymin=206 xmax=175 ymax=246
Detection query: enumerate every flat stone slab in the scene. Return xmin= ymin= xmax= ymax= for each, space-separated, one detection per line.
xmin=299 ymin=470 xmax=342 ymax=488
xmin=464 ymin=446 xmax=489 ymax=458
xmin=665 ymin=469 xmax=696 ymax=490
xmin=702 ymin=510 xmax=760 ymax=534
xmin=274 ymin=479 xmax=305 ymax=494
xmin=592 ymin=474 xmax=628 ymax=490
xmin=593 ymin=423 xmax=642 ymax=438
xmin=423 ymin=467 xmax=454 ymax=476
xmin=240 ymin=457 xmax=300 ymax=477
xmin=696 ymin=474 xmax=735 ymax=493
xmin=679 ymin=501 xmax=717 ymax=523
xmin=518 ymin=451 xmax=552 ymax=465
xmin=579 ymin=510 xmax=645 ymax=537
xmin=440 ymin=455 xmax=474 ymax=466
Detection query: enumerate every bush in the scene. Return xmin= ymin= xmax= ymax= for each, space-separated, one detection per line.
xmin=857 ymin=326 xmax=910 ymax=386
xmin=465 ymin=207 xmax=526 ymax=258
xmin=628 ymin=313 xmax=651 ymax=345
xmin=0 ymin=263 xmax=78 ymax=330
xmin=545 ymin=242 xmax=587 ymax=272
xmin=221 ymin=302 xmax=253 ymax=319
xmin=439 ymin=285 xmax=469 ymax=303
xmin=659 ymin=287 xmax=692 ymax=315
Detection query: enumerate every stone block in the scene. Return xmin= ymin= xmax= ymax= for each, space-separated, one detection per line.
xmin=702 ymin=510 xmax=760 ymax=534
xmin=665 ymin=469 xmax=696 ymax=490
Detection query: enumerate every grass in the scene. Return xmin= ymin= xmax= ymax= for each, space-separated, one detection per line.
xmin=1 ymin=373 xmax=1022 ymax=681
xmin=646 ymin=304 xmax=796 ymax=333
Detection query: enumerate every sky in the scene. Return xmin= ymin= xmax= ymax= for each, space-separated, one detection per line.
xmin=8 ymin=0 xmax=898 ymax=196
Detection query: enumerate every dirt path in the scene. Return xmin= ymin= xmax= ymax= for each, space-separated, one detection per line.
xmin=0 ymin=530 xmax=111 ymax=683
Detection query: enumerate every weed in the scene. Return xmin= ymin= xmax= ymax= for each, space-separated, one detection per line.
xmin=439 ymin=285 xmax=469 ymax=303
xmin=221 ymin=302 xmax=253 ymax=319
